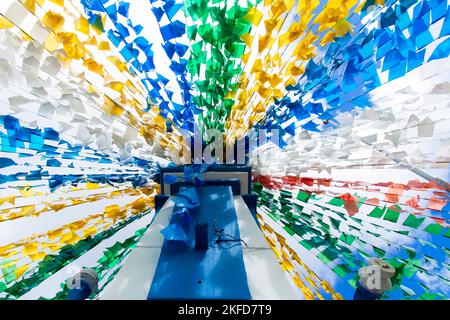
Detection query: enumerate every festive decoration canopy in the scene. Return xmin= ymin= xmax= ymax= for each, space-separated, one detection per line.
xmin=0 ymin=0 xmax=449 ymax=300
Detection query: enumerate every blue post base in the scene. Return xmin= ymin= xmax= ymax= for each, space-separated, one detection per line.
xmin=195 ymin=222 xmax=209 ymax=251
xmin=353 ymin=283 xmax=383 ymax=300
xmin=67 ymin=280 xmax=92 ymax=300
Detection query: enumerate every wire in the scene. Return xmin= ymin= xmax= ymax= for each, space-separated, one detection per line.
xmin=209 ymin=220 xmax=248 ymax=248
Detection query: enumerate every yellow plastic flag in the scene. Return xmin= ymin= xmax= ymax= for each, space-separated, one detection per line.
xmin=320 ymin=31 xmax=335 ymax=46
xmin=86 ymin=182 xmax=100 ymax=190
xmin=104 ymin=204 xmax=121 ymax=220
xmin=285 ymin=76 xmax=296 ymax=88
xmin=58 ymin=32 xmax=87 ymax=59
xmin=14 ymin=264 xmax=29 ymax=279
xmin=75 ymin=17 xmax=90 ymax=35
xmin=41 ymin=10 xmax=65 ymax=32
xmin=83 ymin=226 xmax=98 ymax=238
xmin=292 ymin=273 xmax=304 ymax=287
xmin=283 ymin=0 xmax=295 ymax=11
xmin=20 ymin=205 xmax=36 ymax=217
xmin=333 ymin=19 xmax=353 ymax=37
xmin=257 ymin=85 xmax=270 ymax=99
xmin=272 ymin=247 xmax=283 ymax=259
xmin=316 ymin=291 xmax=325 ymax=300
xmin=256 ymin=70 xmax=269 ymax=83
xmin=332 ymin=293 xmax=344 ymax=300
xmin=22 ymin=0 xmax=37 ymax=13
xmin=49 ymin=0 xmax=64 ymax=6
xmin=321 ymin=280 xmax=334 ymax=293
xmin=264 ymin=19 xmax=280 ymax=33
xmin=281 ymin=259 xmax=295 ymax=271
xmin=273 ymin=88 xmax=283 ymax=99
xmin=278 ymin=31 xmax=291 ymax=48
xmin=44 ymin=32 xmax=59 ymax=51
xmin=130 ymin=197 xmax=147 ymax=212
xmin=23 ymin=242 xmax=39 ymax=255
xmin=293 ymin=35 xmax=317 ymax=60
xmin=0 ymin=249 xmax=19 ymax=259
xmin=244 ymin=7 xmax=263 ymax=26
xmin=107 ymin=56 xmax=126 ymax=72
xmin=2 ymin=260 xmax=17 ymax=269
xmin=20 ymin=186 xmax=34 ymax=198
xmin=49 ymin=203 xmax=67 ymax=212
xmin=0 ymin=16 xmax=15 ymax=29
xmin=98 ymin=40 xmax=111 ymax=51
xmin=85 ymin=36 xmax=98 ymax=46
xmin=71 ymin=198 xmax=84 ymax=205
xmin=278 ymin=22 xmax=305 ymax=47
xmin=107 ymin=81 xmax=125 ymax=92
xmin=47 ymin=244 xmax=62 ymax=252
xmin=0 ymin=196 xmax=16 ymax=205
xmin=268 ymin=74 xmax=282 ymax=87
xmin=83 ymin=58 xmax=104 ymax=76
xmin=47 ymin=228 xmax=64 ymax=240
xmin=29 ymin=252 xmax=46 ymax=261
xmin=60 ymin=232 xmax=81 ymax=245
xmin=240 ymin=33 xmax=253 ymax=47
xmin=270 ymin=0 xmax=288 ymax=19
xmin=251 ymin=59 xmax=263 ymax=73
xmin=69 ymin=220 xmax=88 ymax=232
xmin=153 ymin=114 xmax=167 ymax=129
xmin=302 ymin=287 xmax=315 ymax=300
xmin=103 ymin=96 xmax=125 ymax=116
xmin=297 ymin=0 xmax=320 ymax=14
xmin=253 ymin=101 xmax=265 ymax=113
xmin=287 ymin=62 xmax=305 ymax=76
xmin=258 ymin=34 xmax=274 ymax=53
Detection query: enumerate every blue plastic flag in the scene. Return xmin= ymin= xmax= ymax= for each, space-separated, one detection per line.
xmin=428 ymin=37 xmax=450 ymax=61
xmin=160 ymin=20 xmax=186 ymax=42
xmin=0 ymin=158 xmax=16 ymax=168
xmin=160 ymin=222 xmax=187 ymax=241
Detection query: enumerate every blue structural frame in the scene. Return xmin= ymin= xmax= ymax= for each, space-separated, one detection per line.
xmin=155 ymin=165 xmax=258 ymax=224
xmin=155 ymin=194 xmax=170 ymax=213
xmin=159 ymin=165 xmax=252 ymax=195
xmin=170 ymin=179 xmax=241 ymax=195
